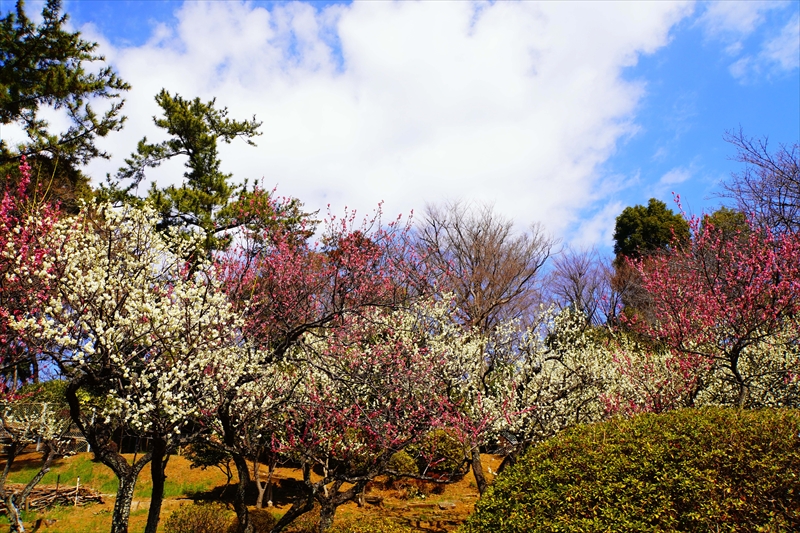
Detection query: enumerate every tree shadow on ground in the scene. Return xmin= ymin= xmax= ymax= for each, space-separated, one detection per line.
xmin=187 ymin=477 xmax=306 ymax=508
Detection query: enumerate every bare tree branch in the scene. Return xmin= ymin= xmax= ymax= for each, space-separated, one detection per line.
xmin=547 ymin=246 xmax=612 ymax=326
xmin=415 ymin=200 xmax=557 ymax=332
xmin=719 ymin=129 xmax=800 ymax=234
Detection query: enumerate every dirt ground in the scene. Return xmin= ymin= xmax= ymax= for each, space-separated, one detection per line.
xmin=1 ymin=451 xmax=505 ymax=532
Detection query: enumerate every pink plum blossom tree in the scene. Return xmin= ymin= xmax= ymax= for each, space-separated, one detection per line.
xmin=624 ymin=214 xmax=800 ymax=409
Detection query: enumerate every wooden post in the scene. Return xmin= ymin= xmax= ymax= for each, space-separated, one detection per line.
xmin=75 ymin=477 xmax=80 ymax=506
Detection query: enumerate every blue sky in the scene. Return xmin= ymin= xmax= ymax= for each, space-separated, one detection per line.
xmin=3 ymin=0 xmax=799 ymax=251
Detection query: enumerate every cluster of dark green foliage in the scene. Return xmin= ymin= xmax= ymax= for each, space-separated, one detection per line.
xmin=463 ymin=407 xmax=800 ymax=533
xmin=163 ymin=502 xmax=236 ymax=533
xmin=385 ymin=429 xmax=471 ymax=485
xmin=282 ymin=508 xmax=416 ymax=533
xmin=164 ymin=502 xmax=278 ymax=533
xmin=613 ymin=198 xmax=689 ymax=260
xmin=406 ymin=429 xmax=470 ymax=476
xmin=228 ymin=508 xmax=279 ymax=533
xmin=16 ymin=379 xmax=68 ymax=406
xmin=109 ymin=89 xmax=265 ymax=254
xmin=387 ymin=450 xmax=420 ymax=479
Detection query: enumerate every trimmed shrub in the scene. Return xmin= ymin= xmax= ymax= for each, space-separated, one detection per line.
xmin=329 ymin=517 xmax=417 ymax=533
xmin=164 ymin=502 xmax=234 ymax=533
xmin=408 ymin=429 xmax=470 ymax=476
xmin=285 ymin=513 xmax=415 ymax=533
xmin=388 ymin=450 xmax=420 ymax=480
xmin=463 ymin=407 xmax=800 ymax=533
xmin=227 ymin=509 xmax=278 ymax=533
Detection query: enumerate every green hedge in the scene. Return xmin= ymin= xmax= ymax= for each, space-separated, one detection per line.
xmin=463 ymin=407 xmax=800 ymax=533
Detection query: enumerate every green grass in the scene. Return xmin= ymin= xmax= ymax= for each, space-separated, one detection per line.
xmin=162 ymin=478 xmax=216 ymax=498
xmin=5 ymin=452 xmax=218 ymax=498
xmin=6 ymin=453 xmax=119 ymax=495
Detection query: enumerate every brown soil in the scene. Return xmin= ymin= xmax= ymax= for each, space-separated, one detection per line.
xmin=2 ymin=451 xmax=505 ymax=532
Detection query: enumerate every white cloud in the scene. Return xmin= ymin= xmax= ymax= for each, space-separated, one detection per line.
xmin=728 ymin=56 xmax=753 ymax=80
xmin=761 ymin=13 xmax=800 ymax=72
xmin=79 ymin=0 xmax=693 ymax=242
xmin=698 ymin=1 xmax=781 ymax=41
xmin=728 ymin=13 xmax=800 ymax=81
xmin=571 ymin=200 xmax=625 ymax=249
xmin=659 ymin=166 xmax=693 ymax=185
xmin=651 ymin=164 xmax=699 ymax=201
xmin=698 ymin=1 xmax=799 ymax=82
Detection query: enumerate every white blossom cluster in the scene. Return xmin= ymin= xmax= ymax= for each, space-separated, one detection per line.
xmin=601 ymin=327 xmax=800 ymax=413
xmin=693 ymin=327 xmax=800 ymax=409
xmin=420 ymin=302 xmax=613 ymax=447
xmin=11 ymin=204 xmax=248 ymax=439
xmin=0 ymin=400 xmax=71 ymax=446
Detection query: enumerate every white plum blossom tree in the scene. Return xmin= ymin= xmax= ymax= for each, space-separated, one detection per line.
xmin=0 ymin=384 xmax=72 ymax=533
xmin=11 ymin=203 xmax=246 ymax=533
xmin=423 ymin=302 xmax=613 ymax=493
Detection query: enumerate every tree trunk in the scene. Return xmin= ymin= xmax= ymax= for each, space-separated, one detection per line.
xmin=65 ymin=382 xmax=151 ymax=533
xmin=232 ymin=452 xmax=253 ymax=533
xmin=497 ymin=448 xmax=518 ymax=474
xmin=254 ymin=456 xmax=266 ymax=508
xmin=0 ymin=441 xmax=57 ymax=533
xmin=5 ymin=493 xmax=25 ymax=533
xmin=144 ymin=437 xmax=170 ymax=533
xmin=471 ymin=447 xmax=488 ymax=495
xmin=265 ymin=456 xmax=276 ymax=506
xmin=0 ymin=441 xmax=19 ymax=495
xmin=730 ymin=350 xmax=749 ymax=408
xmin=317 ymin=503 xmax=336 ymax=533
xmin=0 ymin=468 xmax=21 ymax=533
xmin=110 ymin=471 xmax=139 ymax=533
xmin=269 ymin=497 xmax=314 ymax=533
xmin=313 ymin=479 xmax=367 ymax=533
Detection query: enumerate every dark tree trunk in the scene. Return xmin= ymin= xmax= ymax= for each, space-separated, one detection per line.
xmin=471 ymin=447 xmax=488 ymax=495
xmin=111 ymin=470 xmax=140 ymax=533
xmin=313 ymin=479 xmax=368 ymax=533
xmin=0 ymin=442 xmax=22 ymax=532
xmin=729 ymin=349 xmax=750 ymax=408
xmin=5 ymin=493 xmax=24 ymax=533
xmin=269 ymin=496 xmax=315 ymax=533
xmin=317 ymin=503 xmax=336 ymax=533
xmin=7 ymin=444 xmax=59 ymax=532
xmin=144 ymin=437 xmax=170 ymax=533
xmin=270 ymin=463 xmax=317 ymax=533
xmin=64 ymin=382 xmax=151 ymax=533
xmin=497 ymin=448 xmax=518 ymax=475
xmin=232 ymin=452 xmax=254 ymax=533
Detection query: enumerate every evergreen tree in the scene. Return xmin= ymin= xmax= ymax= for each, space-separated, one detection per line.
xmin=701 ymin=206 xmax=749 ymax=240
xmin=611 ymin=198 xmax=690 ymax=324
xmin=0 ymin=0 xmax=129 ymax=209
xmin=613 ymin=198 xmax=689 ymax=260
xmin=111 ymin=89 xmax=312 ymax=256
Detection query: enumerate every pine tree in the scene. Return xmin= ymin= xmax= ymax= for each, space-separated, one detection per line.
xmin=112 ymin=89 xmax=265 ymax=253
xmin=0 ymin=0 xmax=129 ymax=210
